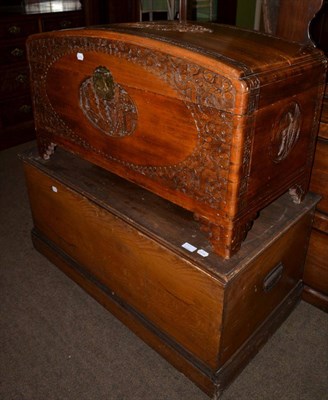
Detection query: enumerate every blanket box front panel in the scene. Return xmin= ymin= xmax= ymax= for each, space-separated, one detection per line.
xmin=23 ymin=158 xmax=225 ymax=370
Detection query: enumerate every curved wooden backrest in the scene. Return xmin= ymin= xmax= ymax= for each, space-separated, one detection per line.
xmin=276 ymin=0 xmax=324 ymax=44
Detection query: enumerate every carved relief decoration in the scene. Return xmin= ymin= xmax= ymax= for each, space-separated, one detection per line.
xmin=80 ymin=66 xmax=138 ymax=137
xmin=271 ymin=101 xmax=302 ymax=163
xmin=123 ymin=22 xmax=214 ymax=33
xmin=28 ymin=36 xmax=240 ymax=209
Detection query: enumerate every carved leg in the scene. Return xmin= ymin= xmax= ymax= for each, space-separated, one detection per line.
xmin=212 ymin=382 xmax=223 ymax=400
xmin=289 ymin=183 xmax=306 ymax=204
xmin=194 ymin=212 xmax=258 ymax=259
xmin=37 ymin=137 xmax=56 ymax=160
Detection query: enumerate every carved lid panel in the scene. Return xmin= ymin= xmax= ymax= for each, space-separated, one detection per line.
xmin=104 ymin=21 xmax=326 ymax=77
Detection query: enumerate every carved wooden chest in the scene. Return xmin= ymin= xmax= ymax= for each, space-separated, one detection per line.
xmin=21 ymin=147 xmax=319 ymax=398
xmin=26 ymin=22 xmax=327 ymax=258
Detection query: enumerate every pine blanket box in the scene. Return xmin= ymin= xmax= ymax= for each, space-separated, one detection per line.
xmin=26 ymin=21 xmax=327 ymax=258
xmin=21 ymin=147 xmax=319 ymax=398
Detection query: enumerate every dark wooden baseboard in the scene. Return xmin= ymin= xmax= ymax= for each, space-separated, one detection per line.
xmin=302 ymin=285 xmax=328 ymax=313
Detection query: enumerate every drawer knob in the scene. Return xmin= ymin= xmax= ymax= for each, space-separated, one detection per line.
xmin=263 ymin=262 xmax=284 ymax=292
xmin=8 ymin=25 xmax=21 ymax=35
xmin=19 ymin=104 xmax=32 ymax=114
xmin=11 ymin=48 xmax=24 ymax=58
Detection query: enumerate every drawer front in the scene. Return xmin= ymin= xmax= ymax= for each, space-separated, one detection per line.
xmin=318 ymin=122 xmax=328 ymax=140
xmin=41 ymin=11 xmax=84 ymax=32
xmin=0 ymin=96 xmax=33 ymax=128
xmin=310 ymin=138 xmax=328 ymax=214
xmin=0 ymin=17 xmax=39 ymax=40
xmin=321 ymin=96 xmax=328 ymax=124
xmin=0 ymin=41 xmax=27 ymax=65
xmin=0 ymin=66 xmax=30 ymax=99
xmin=219 ymin=211 xmax=313 ymax=365
xmin=24 ymin=163 xmax=224 ymax=370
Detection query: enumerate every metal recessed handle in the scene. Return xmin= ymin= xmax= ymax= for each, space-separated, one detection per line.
xmin=263 ymin=262 xmax=284 ymax=292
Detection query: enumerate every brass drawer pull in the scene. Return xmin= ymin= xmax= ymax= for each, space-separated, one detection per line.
xmin=11 ymin=48 xmax=24 ymax=57
xmin=263 ymin=262 xmax=284 ymax=292
xmin=15 ymin=74 xmax=28 ymax=84
xmin=19 ymin=104 xmax=32 ymax=114
xmin=8 ymin=25 xmax=21 ymax=35
xmin=59 ymin=20 xmax=72 ymax=29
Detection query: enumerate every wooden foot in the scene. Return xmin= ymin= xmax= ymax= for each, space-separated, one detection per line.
xmin=38 ymin=137 xmax=56 ymax=160
xmin=289 ymin=183 xmax=306 ymax=204
xmin=194 ymin=213 xmax=258 ymax=259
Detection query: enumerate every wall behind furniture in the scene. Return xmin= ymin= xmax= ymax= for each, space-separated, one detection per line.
xmin=236 ymin=0 xmax=258 ymax=29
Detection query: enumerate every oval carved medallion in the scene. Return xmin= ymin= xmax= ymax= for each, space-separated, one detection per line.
xmin=271 ymin=102 xmax=302 ymax=163
xmin=79 ymin=66 xmax=138 ymax=137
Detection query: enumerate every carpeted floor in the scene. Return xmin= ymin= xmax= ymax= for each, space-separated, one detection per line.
xmin=1 ymin=141 xmax=327 ymax=400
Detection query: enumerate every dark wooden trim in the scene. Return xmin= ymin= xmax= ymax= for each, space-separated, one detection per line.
xmin=302 ymin=285 xmax=328 ymax=312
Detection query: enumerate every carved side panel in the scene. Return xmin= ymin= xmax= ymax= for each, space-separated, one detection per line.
xmin=271 ymin=102 xmax=302 ymax=163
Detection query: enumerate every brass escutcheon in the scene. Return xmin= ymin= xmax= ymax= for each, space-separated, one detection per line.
xmin=92 ymin=66 xmax=115 ymax=101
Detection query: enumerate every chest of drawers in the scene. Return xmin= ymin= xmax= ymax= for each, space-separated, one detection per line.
xmin=0 ymin=5 xmax=85 ymax=150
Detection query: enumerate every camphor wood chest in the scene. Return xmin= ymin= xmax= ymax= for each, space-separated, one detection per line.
xmin=26 ymin=22 xmax=327 ymax=258
xmin=21 ymin=147 xmax=319 ymax=398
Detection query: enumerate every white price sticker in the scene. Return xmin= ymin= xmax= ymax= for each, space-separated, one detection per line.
xmin=197 ymin=249 xmax=209 ymax=258
xmin=76 ymin=52 xmax=84 ymax=61
xmin=181 ymin=242 xmax=197 ymax=253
